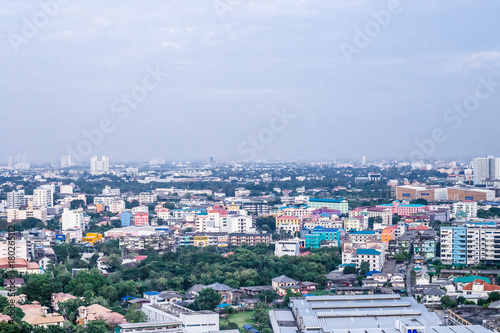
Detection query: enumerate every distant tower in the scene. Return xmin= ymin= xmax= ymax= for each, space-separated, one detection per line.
xmin=210 ymin=156 xmax=214 ymax=165
xmin=7 ymin=155 xmax=13 ymax=168
xmin=362 ymin=156 xmax=366 ymax=165
xmin=90 ymin=156 xmax=110 ymax=174
xmin=61 ymin=155 xmax=74 ymax=168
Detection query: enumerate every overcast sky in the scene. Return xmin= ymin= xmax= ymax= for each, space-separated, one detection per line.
xmin=1 ymin=0 xmax=499 ymax=164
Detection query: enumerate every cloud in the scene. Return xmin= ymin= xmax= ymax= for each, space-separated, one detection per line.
xmin=446 ymin=51 xmax=500 ymax=73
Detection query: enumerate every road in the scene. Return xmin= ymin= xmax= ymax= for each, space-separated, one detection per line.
xmin=406 ymin=261 xmax=414 ymax=297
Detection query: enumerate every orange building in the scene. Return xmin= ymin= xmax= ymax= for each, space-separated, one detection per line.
xmin=381 ymin=226 xmax=397 ymax=243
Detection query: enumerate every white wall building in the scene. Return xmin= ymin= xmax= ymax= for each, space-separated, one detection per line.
xmin=60 ymin=185 xmax=75 ymax=194
xmin=453 ymin=201 xmax=478 ymax=218
xmin=90 ymin=156 xmax=109 ymax=174
xmin=227 ymin=214 xmax=254 ymax=233
xmin=110 ymin=200 xmax=126 ymax=214
xmin=33 ymin=188 xmax=53 ymax=208
xmin=7 ymin=206 xmax=47 ymax=223
xmin=7 ymin=190 xmax=25 ymax=209
xmin=102 ymin=186 xmax=120 ymax=196
xmin=0 ymin=238 xmax=28 ymax=259
xmin=61 ymin=155 xmax=73 ymax=168
xmin=141 ymin=302 xmax=218 ymax=333
xmin=61 ymin=208 xmax=84 ymax=231
xmin=473 ymin=155 xmax=500 ymax=186
xmin=275 ymin=239 xmax=301 ymax=257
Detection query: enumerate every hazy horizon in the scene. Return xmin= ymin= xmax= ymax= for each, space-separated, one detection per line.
xmin=1 ymin=1 xmax=500 ymax=164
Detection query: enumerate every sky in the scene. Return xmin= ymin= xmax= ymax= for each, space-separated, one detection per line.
xmin=1 ymin=0 xmax=499 ymax=164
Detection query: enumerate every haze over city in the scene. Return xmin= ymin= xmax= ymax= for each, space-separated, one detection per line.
xmin=1 ymin=1 xmax=500 ymax=163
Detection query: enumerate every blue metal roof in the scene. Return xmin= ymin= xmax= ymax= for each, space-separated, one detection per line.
xmin=350 ymin=231 xmax=375 ymax=235
xmin=356 ymin=249 xmax=381 ymax=255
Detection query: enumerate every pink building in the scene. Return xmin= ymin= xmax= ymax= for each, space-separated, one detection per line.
xmin=376 ymin=200 xmax=428 ymax=216
xmin=134 ymin=212 xmax=149 ymax=226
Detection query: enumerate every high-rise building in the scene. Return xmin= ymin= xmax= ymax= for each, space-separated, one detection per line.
xmin=7 ymin=190 xmax=26 ymax=209
xmin=441 ymin=223 xmax=500 ymax=266
xmin=90 ymin=156 xmax=109 ymax=174
xmin=61 ymin=208 xmax=84 ymax=230
xmin=33 ymin=188 xmax=53 ymax=208
xmin=61 ymin=155 xmax=74 ymax=168
xmin=473 ymin=155 xmax=500 ymax=186
xmin=9 ymin=153 xmax=30 ymax=170
xmin=210 ymin=156 xmax=214 ymax=165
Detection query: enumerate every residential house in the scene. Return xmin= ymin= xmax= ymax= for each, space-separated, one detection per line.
xmin=272 ymin=275 xmax=300 ymax=296
xmin=77 ymin=303 xmax=127 ymax=326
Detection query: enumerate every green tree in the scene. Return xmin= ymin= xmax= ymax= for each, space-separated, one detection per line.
xmin=106 ymin=254 xmax=122 ymax=272
xmin=0 ymin=321 xmax=22 ymax=333
xmin=76 ymin=319 xmax=109 ymax=333
xmin=343 ymin=265 xmax=357 ymax=274
xmin=440 ymin=295 xmax=457 ymax=309
xmin=70 ymin=200 xmax=86 ymax=210
xmin=58 ymin=298 xmax=87 ymax=323
xmin=126 ymin=200 xmax=140 ymax=209
xmin=19 ymin=274 xmax=56 ymax=307
xmin=258 ymin=289 xmax=279 ymax=303
xmin=488 ymin=291 xmax=500 ymax=303
xmin=125 ymin=304 xmax=148 ymax=323
xmin=284 ymin=289 xmax=302 ymax=303
xmin=194 ymin=288 xmax=222 ymax=311
xmin=255 ymin=216 xmax=276 ymax=233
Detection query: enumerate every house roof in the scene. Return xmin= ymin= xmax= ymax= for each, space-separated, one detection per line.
xmin=52 ymin=292 xmax=77 ymax=304
xmin=423 ymin=287 xmax=446 ymax=296
xmin=272 ymin=275 xmax=297 ymax=284
xmin=77 ymin=304 xmax=126 ymax=324
xmin=356 ymin=249 xmax=381 ymax=256
xmin=22 ymin=312 xmax=65 ymax=326
xmin=206 ymin=283 xmax=233 ymax=291
xmin=463 ymin=279 xmax=500 ymax=292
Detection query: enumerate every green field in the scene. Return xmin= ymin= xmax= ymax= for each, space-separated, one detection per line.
xmin=222 ymin=310 xmax=256 ymax=329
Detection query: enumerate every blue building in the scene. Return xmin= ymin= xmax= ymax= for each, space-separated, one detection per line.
xmin=440 ymin=226 xmax=467 ymax=265
xmin=304 ymin=226 xmax=341 ymax=249
xmin=121 ymin=210 xmax=132 ymax=227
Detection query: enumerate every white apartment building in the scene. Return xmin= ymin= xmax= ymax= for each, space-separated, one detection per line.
xmin=110 ymin=200 xmax=126 ymax=214
xmin=61 ymin=155 xmax=73 ymax=168
xmin=94 ymin=195 xmax=120 ymax=207
xmin=342 ymin=240 xmax=386 ymax=272
xmin=157 ymin=208 xmax=171 ymax=220
xmin=275 ymin=239 xmax=300 ymax=257
xmin=7 ymin=206 xmax=47 ymax=223
xmin=441 ymin=224 xmax=500 ymax=266
xmin=7 ymin=190 xmax=25 ymax=209
xmin=465 ymin=226 xmax=500 ymax=266
xmin=138 ymin=192 xmax=158 ymax=204
xmin=132 ymin=206 xmax=149 ymax=214
xmin=344 ymin=217 xmax=368 ymax=231
xmin=61 ymin=208 xmax=84 ymax=231
xmin=33 ymin=188 xmax=53 ymax=208
xmin=90 ymin=156 xmax=109 ymax=174
xmin=102 ymin=186 xmax=120 ymax=196
xmin=0 ymin=238 xmax=28 ymax=259
xmin=60 ymin=185 xmax=75 ymax=194
xmin=141 ymin=301 xmax=219 ymax=333
xmin=473 ymin=155 xmax=500 ymax=186
xmin=453 ymin=201 xmax=478 ymax=218
xmin=227 ymin=214 xmax=254 ymax=233
xmin=235 ymin=188 xmax=251 ymax=197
